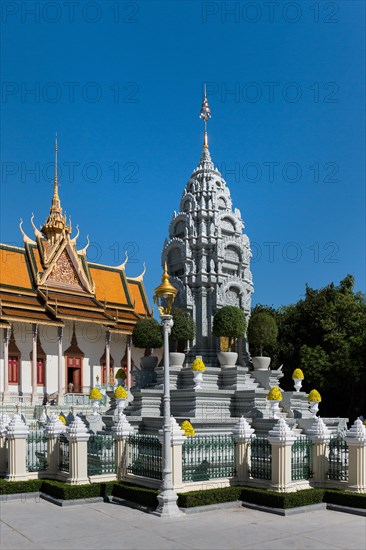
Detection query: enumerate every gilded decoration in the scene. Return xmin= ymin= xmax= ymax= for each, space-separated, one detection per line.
xmin=47 ymin=250 xmax=82 ymax=288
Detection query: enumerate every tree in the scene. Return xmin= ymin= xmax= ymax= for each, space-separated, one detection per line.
xmin=247 ymin=312 xmax=278 ymax=356
xmin=170 ymin=308 xmax=195 ymax=352
xmin=132 ymin=318 xmax=163 ymax=355
xmin=212 ymin=306 xmax=247 ymax=350
xmin=274 ymin=275 xmax=366 ymax=420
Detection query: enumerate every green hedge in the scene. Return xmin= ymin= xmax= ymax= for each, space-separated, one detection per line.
xmin=0 ymin=479 xmax=43 ymax=495
xmin=112 ymin=482 xmax=159 ymax=508
xmin=177 ymin=486 xmax=242 ymax=508
xmin=241 ymin=487 xmax=324 ymax=509
xmin=40 ymin=480 xmax=114 ymax=500
xmin=324 ymin=489 xmax=366 ymax=509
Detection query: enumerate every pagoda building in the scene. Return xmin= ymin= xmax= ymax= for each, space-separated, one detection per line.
xmin=0 ymin=139 xmax=151 ymax=405
xmin=162 ymin=91 xmax=254 ymax=364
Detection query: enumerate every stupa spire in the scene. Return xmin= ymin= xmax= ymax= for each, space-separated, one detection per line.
xmin=41 ymin=135 xmax=70 ymax=243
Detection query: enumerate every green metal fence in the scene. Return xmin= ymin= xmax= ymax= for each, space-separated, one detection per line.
xmin=292 ymin=436 xmax=312 ymax=480
xmin=26 ymin=430 xmax=47 ymax=472
xmin=182 ymin=435 xmax=236 ymax=482
xmin=250 ymin=436 xmax=272 ymax=480
xmin=328 ymin=435 xmax=349 ymax=481
xmin=59 ymin=433 xmax=70 ymax=473
xmin=127 ymin=434 xmax=162 ymax=480
xmin=87 ymin=433 xmax=115 ymax=476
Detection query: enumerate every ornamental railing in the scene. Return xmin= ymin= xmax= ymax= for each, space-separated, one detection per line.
xmin=59 ymin=433 xmax=70 ymax=473
xmin=291 ymin=435 xmax=312 ymax=480
xmin=328 ymin=435 xmax=349 ymax=481
xmin=249 ymin=436 xmax=272 ymax=480
xmin=26 ymin=430 xmax=47 ymax=472
xmin=127 ymin=434 xmax=162 ymax=480
xmin=182 ymin=435 xmax=236 ymax=482
xmin=87 ymin=433 xmax=115 ymax=476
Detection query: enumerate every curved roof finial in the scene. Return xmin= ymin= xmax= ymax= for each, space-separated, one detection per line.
xmin=71 ymin=224 xmax=80 ymax=244
xmin=19 ymin=218 xmax=36 ymax=244
xmin=118 ymin=250 xmax=129 ymax=270
xmin=30 ymin=213 xmax=43 ymax=239
xmin=78 ymin=234 xmax=90 ymax=255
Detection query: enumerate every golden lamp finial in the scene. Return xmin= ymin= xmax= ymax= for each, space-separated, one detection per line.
xmin=153 ymin=262 xmax=177 ymax=316
xmin=199 ymin=83 xmax=211 ymax=149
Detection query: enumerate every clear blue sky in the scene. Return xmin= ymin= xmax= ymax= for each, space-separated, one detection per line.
xmin=1 ymin=0 xmax=365 ymax=310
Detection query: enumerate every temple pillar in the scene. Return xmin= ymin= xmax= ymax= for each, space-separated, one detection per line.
xmin=3 ymin=327 xmax=10 ymax=403
xmin=105 ymin=330 xmax=111 ymax=387
xmin=31 ymin=324 xmax=38 ymax=404
xmin=58 ymin=327 xmax=64 ymax=405
xmin=127 ymin=335 xmax=132 ymax=391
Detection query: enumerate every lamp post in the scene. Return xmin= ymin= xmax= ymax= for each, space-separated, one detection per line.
xmin=153 ymin=263 xmax=182 ymax=518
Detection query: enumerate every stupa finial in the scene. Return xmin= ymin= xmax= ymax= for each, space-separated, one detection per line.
xmin=200 ymin=84 xmax=211 ymax=149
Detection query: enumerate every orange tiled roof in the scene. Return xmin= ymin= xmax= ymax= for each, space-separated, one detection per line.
xmin=0 ymin=247 xmax=32 ymax=289
xmin=127 ymin=280 xmax=148 ymax=316
xmin=89 ymin=265 xmax=129 ymax=306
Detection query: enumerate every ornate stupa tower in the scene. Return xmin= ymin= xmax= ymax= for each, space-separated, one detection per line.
xmin=162 ymin=89 xmax=254 ymax=365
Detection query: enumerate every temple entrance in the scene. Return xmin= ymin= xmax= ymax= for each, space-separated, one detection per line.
xmin=66 ymin=356 xmax=82 ymax=393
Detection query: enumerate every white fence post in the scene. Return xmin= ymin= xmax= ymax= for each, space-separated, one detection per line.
xmin=65 ymin=416 xmax=90 ymax=485
xmin=268 ymin=418 xmax=296 ymax=492
xmin=45 ymin=413 xmax=66 ymax=477
xmin=345 ymin=419 xmax=366 ymax=493
xmin=112 ymin=413 xmax=134 ymax=480
xmin=6 ymin=414 xmax=29 ymax=481
xmin=170 ymin=418 xmax=186 ymax=490
xmin=233 ymin=416 xmax=255 ymax=484
xmin=0 ymin=413 xmax=10 ymax=476
xmin=307 ymin=417 xmax=331 ymax=486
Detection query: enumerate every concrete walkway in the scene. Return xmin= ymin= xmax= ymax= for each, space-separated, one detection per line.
xmin=0 ymin=497 xmax=365 ymax=550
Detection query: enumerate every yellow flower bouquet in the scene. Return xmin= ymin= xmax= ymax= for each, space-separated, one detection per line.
xmin=181 ymin=420 xmax=195 ymax=436
xmin=267 ymin=386 xmax=282 ymax=401
xmin=308 ymin=389 xmax=321 ymax=402
xmin=292 ymin=368 xmax=304 ymax=380
xmin=191 ymin=358 xmax=206 ymax=372
xmin=89 ymin=387 xmax=102 ymax=400
xmin=114 ymin=385 xmax=128 ymax=399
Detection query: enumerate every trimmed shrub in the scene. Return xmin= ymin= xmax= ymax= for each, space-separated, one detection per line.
xmin=212 ymin=306 xmax=247 ymax=349
xmin=324 ymin=489 xmax=366 ymax=509
xmin=132 ymin=318 xmax=163 ymax=350
xmin=40 ymin=480 xmax=113 ymax=500
xmin=177 ymin=486 xmax=242 ymax=508
xmin=0 ymin=479 xmax=43 ymax=495
xmin=240 ymin=487 xmax=324 ymax=509
xmin=247 ymin=312 xmax=278 ymax=356
xmin=170 ymin=308 xmax=195 ymax=352
xmin=112 ymin=482 xmax=159 ymax=508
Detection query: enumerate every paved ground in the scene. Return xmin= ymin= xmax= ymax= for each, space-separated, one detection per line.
xmin=0 ymin=497 xmax=365 ymax=550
